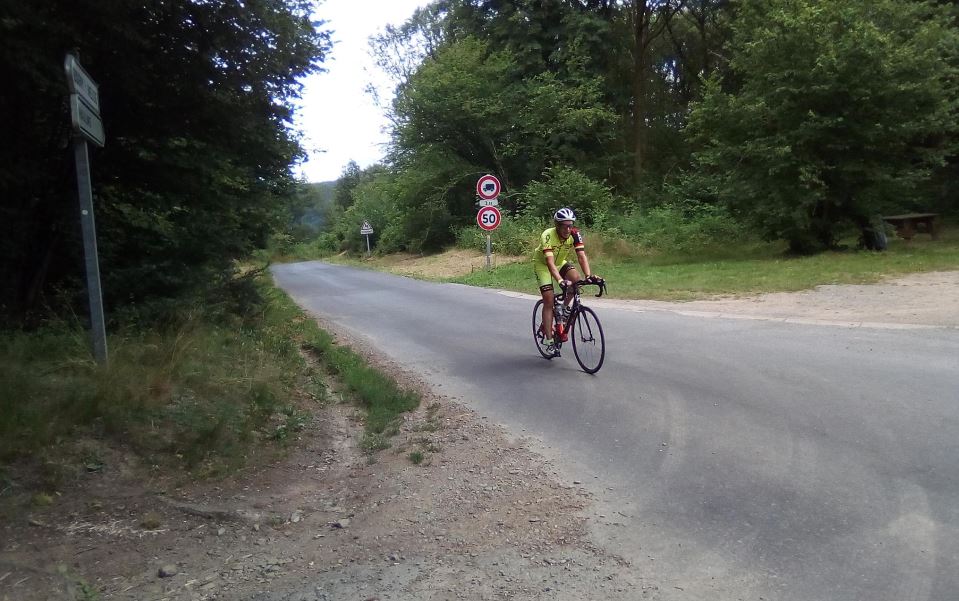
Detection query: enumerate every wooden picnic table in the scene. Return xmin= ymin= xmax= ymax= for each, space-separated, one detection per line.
xmin=882 ymin=213 xmax=941 ymax=241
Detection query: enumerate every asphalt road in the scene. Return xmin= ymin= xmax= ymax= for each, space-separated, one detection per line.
xmin=272 ymin=260 xmax=959 ymax=601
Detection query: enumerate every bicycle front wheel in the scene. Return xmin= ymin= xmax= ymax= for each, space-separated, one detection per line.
xmin=531 ymin=299 xmax=555 ymax=359
xmin=571 ymin=306 xmax=605 ymax=373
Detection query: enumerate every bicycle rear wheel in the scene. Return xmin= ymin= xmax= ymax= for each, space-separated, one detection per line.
xmin=531 ymin=299 xmax=556 ymax=359
xmin=571 ymin=306 xmax=605 ymax=373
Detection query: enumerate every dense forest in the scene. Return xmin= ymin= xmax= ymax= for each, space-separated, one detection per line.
xmin=0 ymin=0 xmax=330 ymax=324
xmin=318 ymin=0 xmax=959 ymax=257
xmin=3 ymin=0 xmax=959 ymax=327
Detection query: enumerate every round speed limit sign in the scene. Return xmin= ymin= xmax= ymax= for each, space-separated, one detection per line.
xmin=476 ymin=206 xmax=502 ymax=231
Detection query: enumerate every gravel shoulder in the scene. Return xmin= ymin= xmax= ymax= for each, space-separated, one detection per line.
xmin=598 ymin=270 xmax=959 ymax=328
xmin=2 ymin=270 xmax=956 ymax=601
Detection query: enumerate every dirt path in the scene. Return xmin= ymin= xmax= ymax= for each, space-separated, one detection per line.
xmin=2 ymin=269 xmax=956 ymax=601
xmin=599 ymin=270 xmax=959 ymax=328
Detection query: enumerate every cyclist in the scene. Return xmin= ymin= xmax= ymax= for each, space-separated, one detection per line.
xmin=533 ymin=207 xmax=600 ymax=351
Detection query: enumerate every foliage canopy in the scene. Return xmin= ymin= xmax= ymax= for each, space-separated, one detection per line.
xmin=0 ymin=0 xmax=331 ymax=323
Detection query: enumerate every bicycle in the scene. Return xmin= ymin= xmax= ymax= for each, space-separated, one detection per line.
xmin=532 ymin=278 xmax=607 ymax=374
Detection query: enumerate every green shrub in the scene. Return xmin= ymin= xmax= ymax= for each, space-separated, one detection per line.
xmin=453 ymin=213 xmax=543 ymax=256
xmin=616 ymin=202 xmax=750 ymax=254
xmin=517 ymin=166 xmax=619 ymax=226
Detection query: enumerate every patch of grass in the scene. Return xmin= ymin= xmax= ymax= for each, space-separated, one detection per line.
xmin=57 ymin=564 xmax=100 ymax=601
xmin=275 ymin=286 xmax=421 ymax=442
xmin=307 ymin=373 xmax=330 ymax=403
xmin=448 ymin=224 xmax=959 ymax=300
xmin=361 ymin=432 xmax=392 ymax=454
xmin=271 ymin=406 xmax=309 ymax=441
xmin=140 ymin=511 xmax=162 ymax=530
xmin=408 ymin=450 xmax=425 ymax=465
xmin=1 ymin=273 xmax=423 ymax=479
xmin=75 ymin=580 xmax=100 ymax=601
xmin=411 ymin=421 xmax=439 ymax=433
xmin=32 ymin=492 xmax=54 ymax=507
xmin=0 ymin=279 xmax=338 ymax=476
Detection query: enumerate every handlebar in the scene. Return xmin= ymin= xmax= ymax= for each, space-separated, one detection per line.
xmin=559 ymin=277 xmax=607 ymax=298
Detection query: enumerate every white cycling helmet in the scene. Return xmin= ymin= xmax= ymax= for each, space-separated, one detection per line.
xmin=553 ymin=207 xmax=576 ymax=222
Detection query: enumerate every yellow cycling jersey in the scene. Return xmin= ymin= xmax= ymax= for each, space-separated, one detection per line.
xmin=532 ymin=226 xmax=584 ymax=267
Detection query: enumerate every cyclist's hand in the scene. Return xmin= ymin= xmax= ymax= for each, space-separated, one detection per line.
xmin=559 ymin=279 xmax=572 ymax=290
xmin=587 ymin=275 xmax=603 ymax=284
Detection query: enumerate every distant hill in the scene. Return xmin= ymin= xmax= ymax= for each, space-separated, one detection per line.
xmin=295 ymin=181 xmax=336 ymax=231
xmin=307 ymin=181 xmax=336 ymax=204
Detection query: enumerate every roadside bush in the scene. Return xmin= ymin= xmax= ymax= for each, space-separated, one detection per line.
xmin=454 ymin=213 xmax=543 ymax=256
xmin=617 ymin=202 xmax=750 ymax=254
xmin=517 ymin=166 xmax=618 ymax=226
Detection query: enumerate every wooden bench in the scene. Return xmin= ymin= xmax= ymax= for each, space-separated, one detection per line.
xmin=882 ymin=213 xmax=941 ymax=241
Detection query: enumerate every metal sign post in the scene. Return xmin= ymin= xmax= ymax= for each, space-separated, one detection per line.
xmin=65 ymin=53 xmax=108 ymax=364
xmin=475 ymin=205 xmax=501 ymax=270
xmin=360 ymin=220 xmax=374 ymax=256
xmin=475 ymin=175 xmax=503 ymax=271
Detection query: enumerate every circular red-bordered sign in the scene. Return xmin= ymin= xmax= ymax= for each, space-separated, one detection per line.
xmin=476 ymin=206 xmax=502 ymax=231
xmin=476 ymin=174 xmax=501 ymax=200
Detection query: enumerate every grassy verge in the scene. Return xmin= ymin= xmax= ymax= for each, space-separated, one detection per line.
xmin=448 ymin=226 xmax=959 ymax=300
xmin=279 ymin=290 xmax=420 ymax=454
xmin=0 ymin=278 xmax=419 ymax=487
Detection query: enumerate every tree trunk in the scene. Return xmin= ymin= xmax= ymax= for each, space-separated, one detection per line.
xmin=632 ymin=1 xmax=651 ymax=185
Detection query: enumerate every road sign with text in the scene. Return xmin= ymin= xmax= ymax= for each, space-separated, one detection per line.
xmin=65 ymin=54 xmax=105 ymax=147
xmin=70 ymin=95 xmax=105 ymax=147
xmin=476 ymin=206 xmax=502 ymax=231
xmin=65 ymin=54 xmax=100 ymax=114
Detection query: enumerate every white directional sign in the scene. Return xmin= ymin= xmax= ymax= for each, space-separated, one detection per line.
xmin=476 ymin=174 xmax=501 ymax=200
xmin=64 ymin=54 xmax=100 ymax=114
xmin=70 ymin=95 xmax=105 ymax=147
xmin=360 ymin=220 xmax=374 ymax=234
xmin=65 ymin=54 xmax=104 ymax=148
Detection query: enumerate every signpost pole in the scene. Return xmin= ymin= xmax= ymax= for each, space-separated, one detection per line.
xmin=485 ymin=234 xmax=492 ymax=270
xmin=65 ymin=52 xmax=107 ymax=364
xmin=73 ymin=138 xmax=108 ymax=363
xmin=360 ymin=221 xmax=374 ymax=256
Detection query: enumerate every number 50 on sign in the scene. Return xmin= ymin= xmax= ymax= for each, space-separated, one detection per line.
xmin=476 ymin=206 xmax=501 ymax=231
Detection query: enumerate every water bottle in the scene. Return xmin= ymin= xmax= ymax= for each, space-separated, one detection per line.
xmin=554 ymin=303 xmax=568 ymax=342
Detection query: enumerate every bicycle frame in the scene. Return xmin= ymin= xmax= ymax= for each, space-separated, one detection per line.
xmin=553 ymin=280 xmax=606 ymax=344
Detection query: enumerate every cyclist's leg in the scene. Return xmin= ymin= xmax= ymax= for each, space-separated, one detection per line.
xmin=534 ymin=263 xmax=556 ymax=341
xmin=540 ymin=285 xmax=556 ymax=341
xmin=559 ymin=263 xmax=580 ymax=310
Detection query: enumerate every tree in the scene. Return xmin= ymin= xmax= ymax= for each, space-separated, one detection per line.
xmin=0 ymin=0 xmax=330 ymax=322
xmin=685 ymin=0 xmax=959 ymax=253
xmin=369 ymin=3 xmax=447 ymax=93
xmin=624 ymin=0 xmax=687 ymax=183
xmin=386 ymin=33 xmax=616 ymax=246
xmin=333 ymin=160 xmax=363 ymax=209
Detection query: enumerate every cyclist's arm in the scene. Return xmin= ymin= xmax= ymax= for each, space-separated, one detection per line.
xmin=575 ymin=248 xmax=592 ymax=279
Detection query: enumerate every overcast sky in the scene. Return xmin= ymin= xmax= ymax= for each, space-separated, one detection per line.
xmin=294 ymin=0 xmax=429 ymax=183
